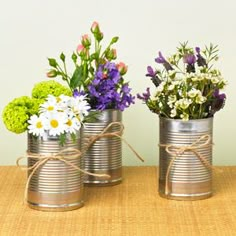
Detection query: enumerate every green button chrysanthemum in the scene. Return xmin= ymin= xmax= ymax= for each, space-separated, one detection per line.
xmin=32 ymin=80 xmax=71 ymax=99
xmin=2 ymin=96 xmax=41 ymax=134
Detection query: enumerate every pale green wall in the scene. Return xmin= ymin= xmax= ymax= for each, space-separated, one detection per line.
xmin=0 ymin=0 xmax=235 ymax=165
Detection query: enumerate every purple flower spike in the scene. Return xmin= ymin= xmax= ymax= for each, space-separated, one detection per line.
xmin=195 ymin=47 xmax=207 ymax=67
xmin=155 ymin=52 xmax=166 ymax=64
xmin=183 ymin=54 xmax=196 ymax=73
xmin=146 ymin=66 xmax=156 ymax=77
xmin=137 ymin=88 xmax=151 ymax=102
xmin=155 ymin=51 xmax=173 ymax=71
xmin=211 ymin=89 xmax=226 ymax=115
xmin=146 ymin=66 xmax=161 ymax=87
xmin=195 ymin=47 xmax=200 ymax=54
xmin=184 ymin=54 xmax=196 ymax=65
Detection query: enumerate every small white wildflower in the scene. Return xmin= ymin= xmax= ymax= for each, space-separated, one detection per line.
xmin=196 ymin=95 xmax=207 ymax=104
xmin=188 ymin=89 xmax=201 ymax=98
xmin=177 ymin=98 xmax=192 ymax=109
xmin=170 ymin=109 xmax=177 ymax=118
xmin=211 ymin=77 xmax=220 ymax=84
xmin=167 ymin=83 xmax=175 ymax=91
xmin=180 ymin=113 xmax=189 ymax=121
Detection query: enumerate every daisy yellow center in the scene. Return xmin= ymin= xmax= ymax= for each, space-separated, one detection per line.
xmin=36 ymin=121 xmax=42 ymax=129
xmin=47 ymin=106 xmax=54 ymax=111
xmin=50 ymin=119 xmax=58 ymax=128
xmin=66 ymin=119 xmax=72 ymax=126
xmin=56 ymin=97 xmax=61 ymax=103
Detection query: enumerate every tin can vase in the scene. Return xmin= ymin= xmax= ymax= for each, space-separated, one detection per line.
xmin=27 ymin=132 xmax=84 ymax=211
xmin=81 ymin=109 xmax=122 ymax=186
xmin=159 ymin=117 xmax=213 ymax=200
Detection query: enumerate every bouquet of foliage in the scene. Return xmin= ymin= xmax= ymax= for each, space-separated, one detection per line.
xmin=47 ymin=21 xmax=135 ymax=111
xmin=2 ymin=80 xmax=91 ymax=144
xmin=138 ymin=42 xmax=227 ymax=120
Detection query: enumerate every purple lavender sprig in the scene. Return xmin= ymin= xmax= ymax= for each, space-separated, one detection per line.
xmin=155 ymin=52 xmax=173 ymax=71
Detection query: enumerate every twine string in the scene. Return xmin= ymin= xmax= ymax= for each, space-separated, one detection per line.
xmin=82 ymin=122 xmax=144 ymax=162
xmin=17 ymin=148 xmax=110 ymax=203
xmin=159 ymin=134 xmax=213 ymax=195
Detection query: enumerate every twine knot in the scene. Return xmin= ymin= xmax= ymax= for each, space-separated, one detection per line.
xmin=159 ymin=134 xmax=213 ymax=195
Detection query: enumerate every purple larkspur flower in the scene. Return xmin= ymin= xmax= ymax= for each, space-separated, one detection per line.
xmin=88 ymin=61 xmax=134 ymax=111
xmin=137 ymin=88 xmax=151 ymax=102
xmin=155 ymin=52 xmax=173 ymax=71
xmin=195 ymin=47 xmax=207 ymax=67
xmin=122 ymin=84 xmax=131 ymax=93
xmin=73 ymin=89 xmax=86 ymax=97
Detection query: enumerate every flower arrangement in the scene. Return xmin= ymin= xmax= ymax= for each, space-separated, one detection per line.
xmin=28 ymin=94 xmax=90 ymax=144
xmin=47 ymin=21 xmax=135 ymax=111
xmin=2 ymin=80 xmax=91 ymax=144
xmin=138 ymin=42 xmax=227 ymax=120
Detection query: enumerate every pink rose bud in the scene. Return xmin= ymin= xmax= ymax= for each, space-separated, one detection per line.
xmin=105 ymin=48 xmax=117 ymax=60
xmin=91 ymin=21 xmax=100 ymax=33
xmin=117 ymin=62 xmax=128 ymax=75
xmin=76 ymin=44 xmax=85 ymax=54
xmin=81 ymin=34 xmax=91 ymax=47
xmin=47 ymin=70 xmax=57 ymax=78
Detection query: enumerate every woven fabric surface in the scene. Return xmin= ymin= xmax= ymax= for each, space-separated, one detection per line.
xmin=0 ymin=166 xmax=235 ymax=236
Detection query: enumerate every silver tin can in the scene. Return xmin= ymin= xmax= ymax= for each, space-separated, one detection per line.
xmin=159 ymin=117 xmax=213 ymax=200
xmin=27 ymin=132 xmax=84 ymax=211
xmin=81 ymin=109 xmax=122 ymax=186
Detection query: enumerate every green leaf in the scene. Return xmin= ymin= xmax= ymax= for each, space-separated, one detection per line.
xmin=59 ymin=133 xmax=66 ymax=146
xmin=70 ymin=66 xmax=84 ymax=89
xmin=83 ymin=110 xmax=101 ymax=123
xmin=70 ymin=133 xmax=77 ymax=143
xmin=60 ymin=52 xmax=65 ymax=62
xmin=48 ymin=58 xmax=58 ymax=67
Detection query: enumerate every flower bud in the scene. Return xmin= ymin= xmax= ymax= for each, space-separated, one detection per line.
xmin=111 ymin=36 xmax=119 ymax=44
xmin=105 ymin=48 xmax=117 ymax=60
xmin=95 ymin=32 xmax=103 ymax=42
xmin=91 ymin=21 xmax=100 ymax=34
xmin=76 ymin=44 xmax=85 ymax=54
xmin=76 ymin=44 xmax=89 ymax=58
xmin=47 ymin=70 xmax=57 ymax=78
xmin=117 ymin=62 xmax=128 ymax=75
xmin=81 ymin=34 xmax=91 ymax=47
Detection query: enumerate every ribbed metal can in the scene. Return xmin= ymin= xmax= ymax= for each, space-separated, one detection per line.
xmin=81 ymin=109 xmax=122 ymax=186
xmin=27 ymin=132 xmax=84 ymax=211
xmin=159 ymin=117 xmax=213 ymax=200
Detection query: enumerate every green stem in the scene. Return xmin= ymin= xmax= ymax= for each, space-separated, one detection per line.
xmin=56 ymin=64 xmax=72 ymax=92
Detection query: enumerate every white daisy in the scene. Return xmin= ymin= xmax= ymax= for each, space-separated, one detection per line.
xmin=44 ymin=112 xmax=67 ymax=136
xmin=40 ymin=99 xmax=58 ymax=115
xmin=65 ymin=114 xmax=81 ymax=134
xmin=69 ymin=96 xmax=91 ymax=118
xmin=28 ymin=114 xmax=47 ymax=137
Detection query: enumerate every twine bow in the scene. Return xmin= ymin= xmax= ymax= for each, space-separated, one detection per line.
xmin=82 ymin=122 xmax=144 ymax=162
xmin=159 ymin=134 xmax=213 ymax=195
xmin=17 ymin=148 xmax=110 ymax=203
